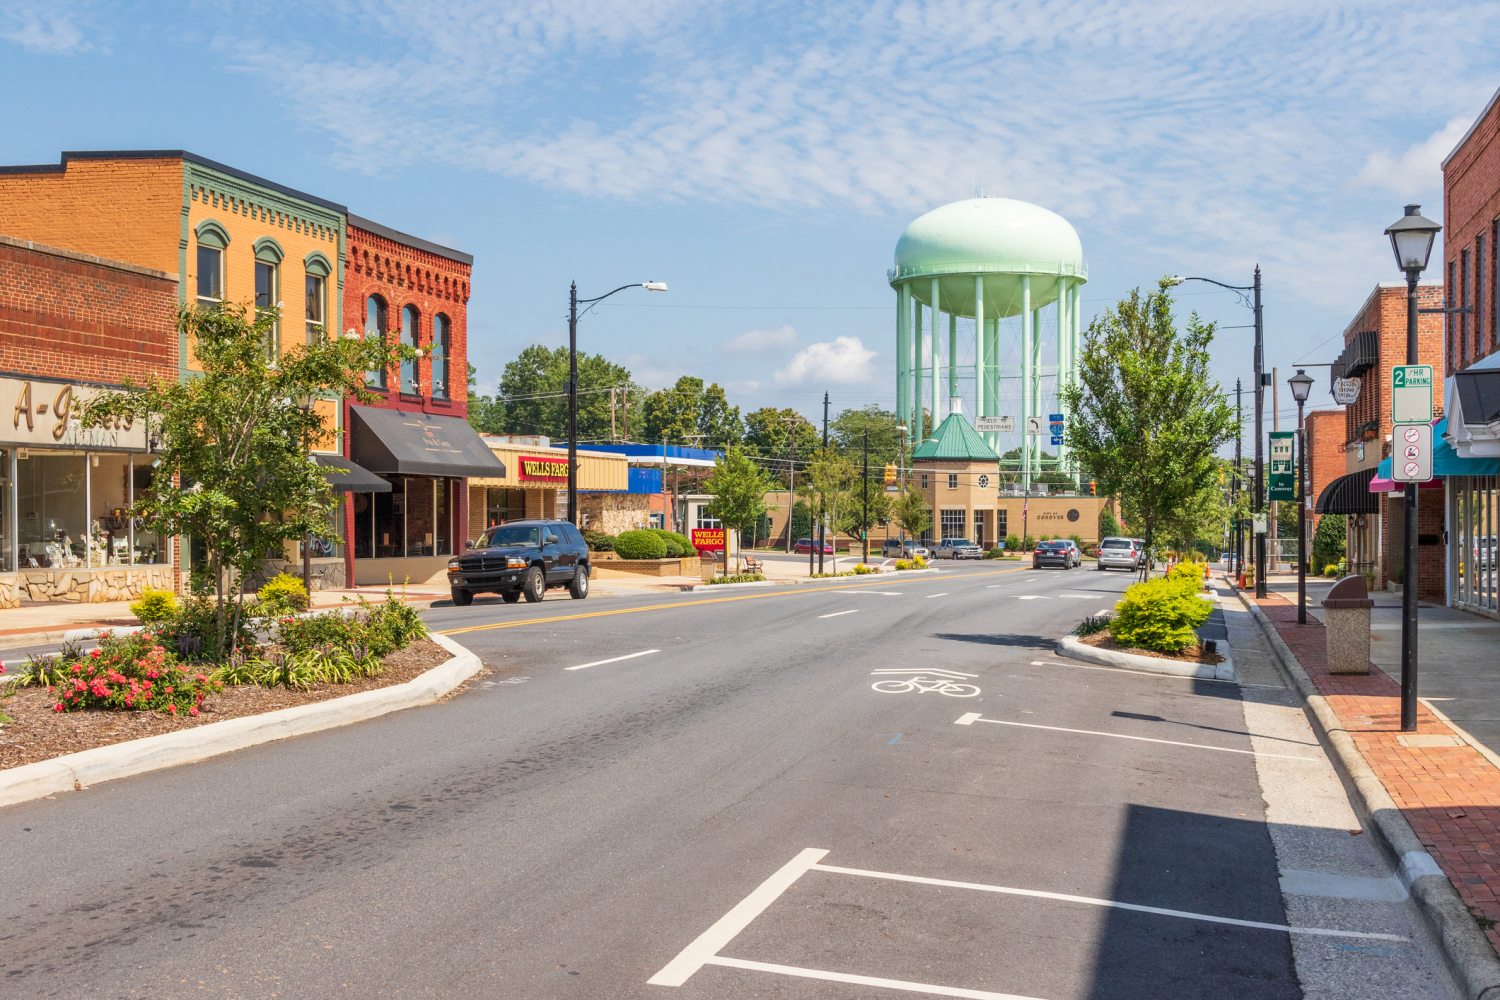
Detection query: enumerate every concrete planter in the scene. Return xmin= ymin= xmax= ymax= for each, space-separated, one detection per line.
xmin=591 ymin=558 xmax=697 ymax=578
xmin=1058 ymin=634 xmax=1235 ymax=681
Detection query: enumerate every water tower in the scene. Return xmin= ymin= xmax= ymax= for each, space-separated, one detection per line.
xmin=889 ymin=198 xmax=1087 ymax=492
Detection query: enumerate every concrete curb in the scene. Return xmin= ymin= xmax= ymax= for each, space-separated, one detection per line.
xmin=0 ymin=632 xmax=483 ymax=810
xmin=1225 ymin=577 xmax=1500 ymax=1000
xmin=1056 ymin=634 xmax=1236 ymax=681
xmin=689 ymin=580 xmax=789 ymax=592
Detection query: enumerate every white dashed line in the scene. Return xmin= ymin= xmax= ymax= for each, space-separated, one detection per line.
xmin=926 ymin=593 xmax=948 ymax=598
xmin=565 ymin=649 xmax=660 ymax=671
xmin=819 ymin=610 xmax=860 ymax=618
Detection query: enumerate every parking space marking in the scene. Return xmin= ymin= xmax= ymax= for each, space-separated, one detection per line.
xmin=702 ymin=956 xmax=1044 ymax=1000
xmin=818 ymin=610 xmax=860 ymax=618
xmin=565 ymin=649 xmax=660 ymax=671
xmin=808 ymin=863 xmax=1407 ymax=942
xmin=954 ymin=714 xmax=1319 ymax=760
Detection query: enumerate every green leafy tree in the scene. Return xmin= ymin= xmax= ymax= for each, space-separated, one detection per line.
xmin=497 ymin=345 xmax=633 ymax=441
xmin=998 ymin=447 xmax=1075 ymax=492
xmin=642 ymin=376 xmax=704 ymax=444
xmin=1100 ymin=507 xmax=1123 ymax=540
xmin=80 ymin=304 xmax=405 ymax=660
xmin=797 ymin=447 xmax=855 ymax=570
xmin=743 ymin=407 xmax=819 ymax=486
xmin=697 ymin=382 xmax=744 ymax=448
xmin=466 ymin=362 xmax=505 ymax=434
xmin=703 ymin=447 xmax=774 ymax=572
xmin=1060 ymin=279 xmax=1236 ymax=579
xmin=830 ymin=406 xmax=902 ymax=469
xmin=837 ymin=470 xmax=894 ymax=560
xmin=1312 ymin=512 xmax=1346 ymax=574
xmin=890 ymin=484 xmax=931 ymax=543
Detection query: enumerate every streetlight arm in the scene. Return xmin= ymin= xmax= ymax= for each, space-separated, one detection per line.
xmin=578 ymin=283 xmax=664 ymax=305
xmin=1170 ymin=275 xmax=1253 ymax=292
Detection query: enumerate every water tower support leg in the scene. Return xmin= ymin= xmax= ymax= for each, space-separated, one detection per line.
xmin=897 ymin=283 xmax=910 ymax=443
xmin=1021 ymin=276 xmax=1032 ymax=495
xmin=912 ymin=293 xmax=924 ymax=439
xmin=984 ymin=317 xmax=998 ymax=451
xmin=974 ymin=275 xmax=985 ymax=428
xmin=930 ymin=277 xmax=942 ymax=424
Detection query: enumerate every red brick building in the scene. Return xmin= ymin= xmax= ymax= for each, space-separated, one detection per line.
xmin=339 ymin=215 xmax=500 ymax=587
xmin=1440 ymin=88 xmax=1500 ymax=617
xmin=0 ymin=234 xmax=179 ymax=605
xmin=1303 ymin=407 xmax=1345 ymax=538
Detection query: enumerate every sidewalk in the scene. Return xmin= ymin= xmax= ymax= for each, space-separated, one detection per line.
xmin=1240 ymin=578 xmax=1500 ymax=953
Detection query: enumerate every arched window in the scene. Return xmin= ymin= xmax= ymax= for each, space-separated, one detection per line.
xmin=366 ymin=296 xmax=388 ymax=389
xmin=401 ymin=305 xmax=419 ymax=394
xmin=432 ymin=314 xmax=450 ymax=400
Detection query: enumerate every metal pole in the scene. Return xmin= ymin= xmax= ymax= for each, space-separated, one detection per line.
xmin=787 ymin=418 xmax=797 ymax=554
xmin=862 ymin=427 xmax=870 ymax=564
xmin=567 ymin=281 xmax=579 ymax=525
xmin=819 ymin=392 xmax=829 ymax=574
xmin=1402 ymin=270 xmax=1420 ymax=731
xmin=1234 ymin=378 xmax=1243 ymax=577
xmin=1297 ymin=397 xmax=1307 ymax=623
xmin=1254 ymin=265 xmax=1266 ymax=598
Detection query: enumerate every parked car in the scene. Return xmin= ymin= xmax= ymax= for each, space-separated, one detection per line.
xmin=447 ymin=518 xmax=590 ymax=606
xmin=935 ymin=538 xmax=983 ymax=560
xmin=1097 ymin=536 xmax=1143 ymax=572
xmin=881 ymin=538 xmax=930 ymax=559
xmin=793 ymin=537 xmax=835 ymax=555
xmin=1033 ymin=539 xmax=1080 ymax=569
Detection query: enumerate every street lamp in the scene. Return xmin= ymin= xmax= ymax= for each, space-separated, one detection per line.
xmin=566 ymin=281 xmax=668 ymax=525
xmin=1383 ymin=204 xmax=1441 ymax=732
xmin=1169 ymin=269 xmax=1266 ymax=597
xmin=1288 ymin=368 xmax=1313 ymax=624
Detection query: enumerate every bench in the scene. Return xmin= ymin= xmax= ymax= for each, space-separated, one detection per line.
xmin=744 ymin=554 xmax=765 ymax=573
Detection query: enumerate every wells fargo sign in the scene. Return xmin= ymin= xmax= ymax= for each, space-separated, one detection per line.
xmin=518 ymin=454 xmax=570 ymax=482
xmin=691 ymin=528 xmax=726 ymax=552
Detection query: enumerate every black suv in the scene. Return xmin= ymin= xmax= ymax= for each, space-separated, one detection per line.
xmin=447 ymin=519 xmax=590 ymax=606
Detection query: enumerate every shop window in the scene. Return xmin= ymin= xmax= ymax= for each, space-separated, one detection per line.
xmin=131 ymin=463 xmax=168 ymax=565
xmin=17 ymin=453 xmax=87 ymax=569
xmin=366 ymin=296 xmax=388 ymax=390
xmin=0 ymin=450 xmax=10 ymax=572
xmin=436 ymin=478 xmax=450 ymax=556
xmin=255 ymin=261 xmax=279 ymax=361
xmin=374 ymin=480 xmax=402 ymax=557
xmin=406 ymin=474 xmax=434 ymax=557
xmin=91 ymin=455 xmax=130 ymax=566
xmin=940 ymin=509 xmax=965 ymax=540
xmin=432 ymin=314 xmax=450 ymax=399
xmin=302 ymin=497 xmax=343 ymax=559
xmin=947 ymin=473 xmax=958 ymax=489
xmin=196 ymin=246 xmax=222 ymax=306
xmin=306 ymin=274 xmax=325 ymax=345
xmin=400 ymin=305 xmax=420 ymax=395
xmin=353 ymin=492 xmax=373 ymax=559
xmin=486 ymin=486 xmax=511 ymax=528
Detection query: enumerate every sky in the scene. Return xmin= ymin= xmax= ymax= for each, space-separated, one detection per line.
xmin=4 ymin=0 xmax=1499 ymax=449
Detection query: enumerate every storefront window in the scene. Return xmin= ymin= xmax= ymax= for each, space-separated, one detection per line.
xmin=0 ymin=450 xmax=10 ymax=572
xmin=17 ymin=453 xmax=87 ymax=569
xmin=352 ymin=492 xmax=373 ymax=559
xmin=436 ymin=479 xmax=450 ymax=556
xmin=375 ymin=480 xmax=403 ymax=558
xmin=302 ymin=497 xmax=344 ymax=559
xmin=131 ymin=463 xmax=169 ymax=565
xmin=406 ymin=475 xmax=434 ymax=557
xmin=486 ymin=487 xmax=510 ymax=528
xmin=91 ymin=454 xmax=131 ymax=566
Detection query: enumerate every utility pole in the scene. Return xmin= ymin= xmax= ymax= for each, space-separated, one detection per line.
xmin=1234 ymin=378 xmax=1243 ymax=577
xmin=819 ymin=392 xmax=829 ymax=575
xmin=1271 ymin=366 xmax=1279 ymax=572
xmin=610 ymin=387 xmax=616 ymax=443
xmin=862 ymin=427 xmax=870 ymax=564
xmin=568 ymin=281 xmax=578 ymax=524
xmin=784 ymin=415 xmax=799 ymax=554
xmin=1254 ymin=265 xmax=1266 ymax=598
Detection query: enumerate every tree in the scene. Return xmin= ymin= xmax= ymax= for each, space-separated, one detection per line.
xmin=830 ymin=406 xmax=902 ymax=469
xmin=642 ymin=376 xmax=704 ymax=444
xmin=999 ymin=447 xmax=1075 ymax=493
xmin=838 ymin=472 xmax=894 ymax=560
xmin=890 ymin=484 xmax=931 ymax=545
xmin=1060 ymin=279 xmax=1237 ymax=579
xmin=797 ymin=447 xmax=855 ymax=571
xmin=495 ymin=344 xmax=633 ymax=441
xmin=466 ymin=362 xmax=505 ymax=434
xmin=1312 ymin=512 xmax=1346 ymax=574
xmin=703 ymin=447 xmax=774 ymax=573
xmin=80 ymin=304 xmax=404 ymax=660
xmin=743 ymin=407 xmax=820 ymax=486
xmin=1100 ymin=507 xmax=1124 ymax=540
xmin=698 ymin=382 xmax=744 ymax=448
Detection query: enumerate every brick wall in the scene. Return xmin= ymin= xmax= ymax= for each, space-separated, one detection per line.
xmin=1384 ymin=487 xmax=1446 ymax=603
xmin=0 ymin=236 xmax=178 ymax=384
xmin=1304 ymin=408 xmax=1345 ymax=536
xmin=1443 ymin=89 xmax=1500 ymax=372
xmin=1343 ymin=282 xmax=1446 ymax=475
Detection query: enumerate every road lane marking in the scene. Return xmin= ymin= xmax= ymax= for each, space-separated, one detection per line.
xmin=647 ymin=848 xmax=829 ymax=986
xmin=703 ymin=957 xmax=1044 ymax=1000
xmin=818 ymin=610 xmax=860 ymax=618
xmin=565 ymin=649 xmax=660 ymax=671
xmin=1016 ymin=595 xmax=1047 ymax=600
xmin=833 ymin=590 xmax=902 ymax=595
xmin=808 ymin=863 xmax=1408 ymax=942
xmin=954 ymin=714 xmax=1319 ymax=760
xmin=441 ymin=566 xmax=1025 ymax=636
xmin=926 ymin=593 xmax=949 ymax=598
xmin=873 ymin=668 xmax=977 ymax=678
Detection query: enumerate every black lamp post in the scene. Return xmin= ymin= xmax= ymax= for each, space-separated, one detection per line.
xmin=567 ymin=281 xmax=667 ymax=524
xmin=1171 ymin=270 xmax=1266 ymax=596
xmin=1288 ymin=368 xmax=1314 ymax=623
xmin=1383 ymin=204 xmax=1441 ymax=732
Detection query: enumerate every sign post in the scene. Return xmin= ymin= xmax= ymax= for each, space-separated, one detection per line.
xmin=1391 ymin=422 xmax=1433 ymax=482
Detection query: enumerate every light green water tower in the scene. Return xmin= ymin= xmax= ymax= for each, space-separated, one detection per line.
xmin=889 ymin=197 xmax=1087 ymax=492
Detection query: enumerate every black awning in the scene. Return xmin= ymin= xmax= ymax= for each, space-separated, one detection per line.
xmin=315 ymin=454 xmax=391 ymax=493
xmin=1315 ymin=467 xmax=1380 ymax=515
xmin=1331 ymin=330 xmax=1379 ymax=392
xmin=349 ymin=405 xmax=507 ymax=479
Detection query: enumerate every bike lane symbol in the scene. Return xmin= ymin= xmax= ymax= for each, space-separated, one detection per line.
xmin=869 ymin=668 xmax=980 ymax=697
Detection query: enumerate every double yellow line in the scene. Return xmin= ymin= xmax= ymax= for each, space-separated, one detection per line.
xmin=439 ymin=565 xmax=1028 ymax=636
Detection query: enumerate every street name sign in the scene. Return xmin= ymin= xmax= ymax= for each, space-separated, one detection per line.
xmin=976 ymin=416 xmax=1014 ymax=433
xmin=1391 ymin=422 xmax=1433 ymax=482
xmin=1392 ymin=365 xmax=1433 ymax=423
xmin=1268 ymin=431 xmax=1295 ymax=500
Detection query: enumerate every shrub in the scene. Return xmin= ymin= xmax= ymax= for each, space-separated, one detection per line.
xmin=1168 ymin=562 xmax=1205 ymax=585
xmin=984 ymin=547 xmax=1004 ymax=559
xmin=852 ymin=563 xmax=875 ymax=574
xmin=894 ymin=559 xmax=910 ymax=571
xmin=912 ymin=555 xmax=927 ymax=568
xmin=130 ymin=587 xmax=178 ymax=625
xmin=154 ymin=595 xmax=258 ymax=663
xmin=359 ymin=588 xmax=429 ymax=656
xmin=276 ymin=610 xmax=362 ymax=654
xmin=707 ymin=573 xmax=767 ymax=585
xmin=615 ymin=529 xmax=668 ymax=560
xmin=47 ymin=630 xmax=222 ymax=715
xmin=1022 ymin=535 xmax=1035 ymax=550
xmin=1004 ymin=534 xmax=1021 ymax=551
xmin=1110 ymin=577 xmax=1213 ymax=652
xmin=257 ymin=572 xmax=310 ymax=616
xmin=1323 ymin=564 xmax=1340 ymax=579
xmin=584 ymin=530 xmax=616 ymax=552
xmin=1311 ymin=514 xmax=1346 ymax=575
xmin=1073 ymin=613 xmax=1114 ymax=637
xmin=1100 ymin=509 xmax=1123 ymax=540
xmin=648 ymin=528 xmax=697 ymax=558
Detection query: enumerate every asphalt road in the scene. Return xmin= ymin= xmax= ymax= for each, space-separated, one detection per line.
xmin=0 ymin=562 xmax=1459 ymax=998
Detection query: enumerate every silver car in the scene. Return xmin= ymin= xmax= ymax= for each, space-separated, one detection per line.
xmin=1097 ymin=536 xmax=1142 ymax=571
xmin=882 ymin=538 xmax=930 ymax=559
xmin=935 ymin=538 xmax=983 ymax=560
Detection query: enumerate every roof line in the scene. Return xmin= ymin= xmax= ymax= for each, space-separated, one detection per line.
xmin=1442 ymin=85 xmax=1500 ymax=170
xmin=348 ymin=214 xmax=473 ymax=266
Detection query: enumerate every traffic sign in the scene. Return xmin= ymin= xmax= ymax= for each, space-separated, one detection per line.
xmin=1025 ymin=416 xmax=1042 ymax=435
xmin=1050 ymin=436 xmax=1063 ymax=446
xmin=976 ymin=415 xmax=1014 ymax=433
xmin=1268 ymin=431 xmax=1295 ymax=500
xmin=1048 ymin=413 xmax=1063 ymax=422
xmin=1391 ymin=421 xmax=1433 ymax=482
xmin=1392 ymin=365 xmax=1433 ymax=423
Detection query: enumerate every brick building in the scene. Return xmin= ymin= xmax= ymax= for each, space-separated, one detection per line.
xmin=1440 ymin=89 xmax=1500 ymax=617
xmin=0 ymin=235 xmax=178 ymax=604
xmin=1303 ymin=407 xmax=1345 ymax=538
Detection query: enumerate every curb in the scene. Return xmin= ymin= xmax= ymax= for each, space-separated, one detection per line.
xmin=1224 ymin=577 xmax=1500 ymax=1000
xmin=689 ymin=580 xmax=791 ymax=592
xmin=1056 ymin=634 xmax=1235 ymax=681
xmin=0 ymin=632 xmax=484 ymax=810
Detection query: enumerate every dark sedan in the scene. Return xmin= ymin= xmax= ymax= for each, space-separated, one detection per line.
xmin=1032 ymin=539 xmax=1078 ymax=569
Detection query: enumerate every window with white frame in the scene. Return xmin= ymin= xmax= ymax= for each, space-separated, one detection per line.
xmin=940 ymin=508 xmax=965 ymax=539
xmin=947 ymin=473 xmax=959 ymax=489
xmin=305 ymin=273 xmax=325 ymax=344
xmin=196 ymin=246 xmax=222 ymax=306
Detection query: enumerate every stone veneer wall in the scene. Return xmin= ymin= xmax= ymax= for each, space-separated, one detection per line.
xmin=3 ymin=566 xmax=178 ymax=605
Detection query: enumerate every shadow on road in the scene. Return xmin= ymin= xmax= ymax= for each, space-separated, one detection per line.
xmin=930 ymin=632 xmax=1055 ymax=650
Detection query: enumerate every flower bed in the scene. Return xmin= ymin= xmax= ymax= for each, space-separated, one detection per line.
xmin=1075 ymin=630 xmax=1222 ymax=666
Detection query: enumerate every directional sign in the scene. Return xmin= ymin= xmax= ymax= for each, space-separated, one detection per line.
xmin=1391 ymin=421 xmax=1433 ymax=482
xmin=976 ymin=415 xmax=1014 ymax=433
xmin=1392 ymin=365 xmax=1434 ymax=423
xmin=1050 ymin=436 xmax=1063 ymax=446
xmin=1268 ymin=431 xmax=1296 ymax=500
xmin=1049 ymin=413 xmax=1063 ymax=422
xmin=1025 ymin=416 xmax=1042 ymax=436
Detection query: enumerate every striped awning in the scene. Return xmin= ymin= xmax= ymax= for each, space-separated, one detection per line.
xmin=1315 ymin=468 xmax=1381 ymax=515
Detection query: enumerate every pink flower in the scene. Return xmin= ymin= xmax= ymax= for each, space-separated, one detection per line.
xmin=52 ymin=702 xmax=63 ymax=712
xmin=71 ymin=664 xmax=83 ymax=674
xmin=164 ymin=686 xmax=173 ymax=694
xmin=166 ymin=704 xmax=177 ymax=714
xmin=189 ymin=706 xmax=199 ymax=717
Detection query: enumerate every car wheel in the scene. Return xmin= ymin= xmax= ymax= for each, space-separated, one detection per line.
xmin=501 ymin=590 xmax=522 ymax=603
xmin=521 ymin=566 xmax=546 ymax=602
xmin=451 ymin=587 xmax=473 ymax=607
xmin=569 ymin=565 xmax=589 ymax=600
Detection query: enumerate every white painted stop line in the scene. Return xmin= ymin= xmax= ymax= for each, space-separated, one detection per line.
xmin=565 ymin=649 xmax=660 ymax=671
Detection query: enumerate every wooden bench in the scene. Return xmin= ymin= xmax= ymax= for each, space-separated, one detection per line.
xmin=743 ymin=554 xmax=765 ymax=573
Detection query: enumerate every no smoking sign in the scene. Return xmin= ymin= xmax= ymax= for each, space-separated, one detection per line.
xmin=1392 ymin=422 xmax=1433 ymax=483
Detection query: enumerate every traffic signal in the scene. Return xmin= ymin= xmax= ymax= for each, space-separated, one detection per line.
xmin=1088 ymin=480 xmax=1097 ymax=496
xmin=884 ymin=463 xmax=896 ymax=484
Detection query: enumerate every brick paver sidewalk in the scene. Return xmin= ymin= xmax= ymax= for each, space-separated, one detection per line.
xmin=1246 ymin=590 xmax=1500 ymax=946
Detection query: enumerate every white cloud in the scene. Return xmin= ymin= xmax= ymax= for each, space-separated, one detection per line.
xmin=774 ymin=336 xmax=876 ymax=385
xmin=720 ymin=324 xmax=799 ymax=353
xmin=0 ymin=3 xmax=94 ymax=53
xmin=1355 ymin=116 xmax=1472 ymax=197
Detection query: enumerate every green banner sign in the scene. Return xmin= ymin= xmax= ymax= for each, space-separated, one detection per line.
xmin=1268 ymin=430 xmax=1295 ymax=501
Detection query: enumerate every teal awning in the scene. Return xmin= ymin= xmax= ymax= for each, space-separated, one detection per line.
xmin=1376 ymin=417 xmax=1500 ymax=479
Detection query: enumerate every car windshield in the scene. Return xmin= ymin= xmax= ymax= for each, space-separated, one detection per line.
xmin=946 ymin=539 xmax=973 ymax=546
xmin=479 ymin=525 xmax=540 ymax=547
xmin=1101 ymin=539 xmax=1131 ymax=549
xmin=1039 ymin=541 xmax=1067 ymax=549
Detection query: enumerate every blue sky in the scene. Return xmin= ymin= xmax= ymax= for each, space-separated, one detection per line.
xmin=4 ymin=0 xmax=1499 ymax=444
